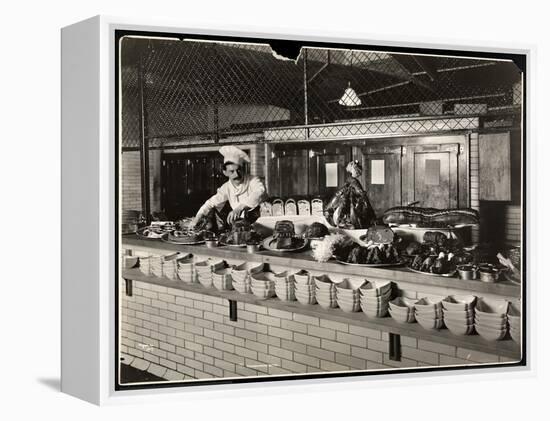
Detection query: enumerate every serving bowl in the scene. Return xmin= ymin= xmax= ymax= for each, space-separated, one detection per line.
xmin=359 ymin=280 xmax=393 ymax=297
xmin=389 ymin=309 xmax=415 ymax=323
xmin=443 ymin=311 xmax=475 ymax=325
xmin=415 ymin=297 xmax=445 ymax=312
xmin=475 ymin=298 xmax=509 ymax=317
xmin=442 ymin=295 xmax=477 ymax=311
xmin=317 ymin=299 xmax=338 ymax=309
xmin=338 ymin=300 xmax=361 ymax=313
xmin=314 ymin=275 xmax=336 ymax=291
xmin=232 ymin=261 xmax=264 ymax=276
xmin=250 ymin=286 xmax=276 ymax=300
xmin=416 ymin=315 xmax=445 ymax=330
xmin=293 ymin=270 xmax=313 ymax=285
xmin=475 ymin=324 xmax=507 ymax=341
xmin=475 ymin=314 xmax=507 ymax=328
xmin=295 ymin=292 xmax=317 ymax=305
xmin=389 ymin=297 xmax=416 ymax=312
xmin=445 ymin=321 xmax=475 ymax=336
xmin=336 ymin=278 xmax=367 ymax=293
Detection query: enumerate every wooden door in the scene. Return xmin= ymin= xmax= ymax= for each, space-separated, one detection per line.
xmin=269 ymin=149 xmax=309 ymax=198
xmin=162 ymin=152 xmax=225 ymax=219
xmin=407 ymin=143 xmax=460 ymax=209
xmin=360 ymin=145 xmax=402 ymax=216
xmin=309 ymin=145 xmax=351 ymax=200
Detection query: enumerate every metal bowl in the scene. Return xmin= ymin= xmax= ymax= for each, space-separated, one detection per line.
xmin=457 ymin=265 xmax=479 ymax=280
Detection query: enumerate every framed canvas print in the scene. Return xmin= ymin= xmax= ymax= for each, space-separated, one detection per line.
xmin=61 ymin=16 xmax=530 ymax=405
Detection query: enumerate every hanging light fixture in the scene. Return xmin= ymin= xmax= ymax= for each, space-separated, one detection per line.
xmin=339 ymin=50 xmax=361 ymax=107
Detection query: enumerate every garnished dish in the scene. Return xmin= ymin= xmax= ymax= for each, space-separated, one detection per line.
xmin=303 ymin=222 xmax=330 ymax=240
xmin=408 ymin=252 xmax=458 ymax=276
xmin=333 ymin=235 xmax=403 ymax=266
xmin=261 ymin=220 xmax=307 ymax=252
xmin=219 ymin=219 xmax=262 ymax=247
xmin=136 ymin=221 xmax=175 ymax=240
xmin=162 ymin=229 xmax=205 ymax=245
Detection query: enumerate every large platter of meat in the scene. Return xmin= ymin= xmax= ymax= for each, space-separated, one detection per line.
xmin=334 ymin=241 xmax=405 ymax=267
xmin=382 ymin=206 xmax=479 ymax=228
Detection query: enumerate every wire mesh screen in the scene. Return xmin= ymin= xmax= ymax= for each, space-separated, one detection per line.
xmin=120 ymin=37 xmax=522 ymax=148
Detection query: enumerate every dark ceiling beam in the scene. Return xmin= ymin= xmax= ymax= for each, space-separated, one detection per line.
xmin=389 ymin=54 xmax=437 ymax=94
xmin=412 ymin=56 xmax=439 ymax=82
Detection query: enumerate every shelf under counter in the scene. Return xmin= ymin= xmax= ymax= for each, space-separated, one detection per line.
xmin=121 ymin=235 xmax=521 ymax=298
xmin=121 ymin=267 xmax=521 ymax=360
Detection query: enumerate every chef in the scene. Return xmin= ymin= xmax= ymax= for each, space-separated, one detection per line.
xmin=190 ymin=146 xmax=267 ymax=227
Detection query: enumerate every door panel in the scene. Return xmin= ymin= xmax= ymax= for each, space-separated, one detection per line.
xmin=309 ymin=146 xmax=351 ymax=200
xmin=361 ymin=146 xmax=402 ymax=216
xmin=162 ymin=152 xmax=225 ymax=219
xmin=270 ymin=149 xmax=308 ymax=197
xmin=410 ymin=144 xmax=459 ymax=209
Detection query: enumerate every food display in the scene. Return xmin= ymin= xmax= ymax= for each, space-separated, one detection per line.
xmin=304 ymin=222 xmax=330 ymax=239
xmin=383 ymin=206 xmax=479 ymax=227
xmin=137 ymin=221 xmax=176 ymax=239
xmin=332 ymin=234 xmax=402 ymax=266
xmin=273 ymin=220 xmax=298 ymax=249
xmin=219 ymin=219 xmax=262 ymax=247
xmin=410 ymin=252 xmax=457 ymax=275
xmin=324 ymin=161 xmax=377 ymax=229
xmin=166 ymin=229 xmax=204 ymax=244
xmin=359 ymin=225 xmax=396 ymax=244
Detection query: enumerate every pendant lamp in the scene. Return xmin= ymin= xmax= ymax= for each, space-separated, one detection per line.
xmin=339 ymin=50 xmax=361 ymax=107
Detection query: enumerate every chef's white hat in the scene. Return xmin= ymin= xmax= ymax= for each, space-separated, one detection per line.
xmin=220 ymin=146 xmax=250 ymax=166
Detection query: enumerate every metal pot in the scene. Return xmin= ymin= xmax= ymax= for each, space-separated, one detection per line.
xmin=479 ymin=266 xmax=500 ymax=283
xmin=457 ymin=264 xmax=479 ymax=280
xmin=205 ymin=239 xmax=219 ymax=248
xmin=247 ymin=244 xmax=261 ymax=254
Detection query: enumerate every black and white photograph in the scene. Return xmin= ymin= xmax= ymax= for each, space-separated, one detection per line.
xmin=117 ymin=32 xmax=525 ymax=388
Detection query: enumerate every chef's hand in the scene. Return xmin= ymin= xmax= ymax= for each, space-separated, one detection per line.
xmin=227 ymin=204 xmax=247 ymax=225
xmin=188 ymin=216 xmax=200 ymax=231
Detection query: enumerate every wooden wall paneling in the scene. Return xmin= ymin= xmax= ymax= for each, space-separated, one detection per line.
xmin=479 ymin=132 xmax=511 ymax=201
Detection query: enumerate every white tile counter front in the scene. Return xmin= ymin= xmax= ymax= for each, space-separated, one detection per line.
xmin=119 ymin=237 xmax=522 ymax=382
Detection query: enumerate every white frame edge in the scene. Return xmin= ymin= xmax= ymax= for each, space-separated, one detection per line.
xmin=60 ymin=15 xmax=535 ymax=406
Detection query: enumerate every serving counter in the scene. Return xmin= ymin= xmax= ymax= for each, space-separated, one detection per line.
xmin=119 ymin=235 xmax=522 ymax=382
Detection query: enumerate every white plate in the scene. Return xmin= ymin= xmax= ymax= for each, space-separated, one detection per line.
xmin=261 ymin=236 xmax=308 ymax=252
xmin=160 ymin=233 xmax=205 ymax=245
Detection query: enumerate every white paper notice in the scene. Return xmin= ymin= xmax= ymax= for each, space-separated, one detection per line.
xmin=325 ymin=163 xmax=338 ymax=187
xmin=371 ymin=160 xmax=385 ymax=184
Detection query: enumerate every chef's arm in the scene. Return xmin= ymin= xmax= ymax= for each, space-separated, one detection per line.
xmin=191 ymin=187 xmax=228 ymax=226
xmin=242 ymin=177 xmax=267 ymax=209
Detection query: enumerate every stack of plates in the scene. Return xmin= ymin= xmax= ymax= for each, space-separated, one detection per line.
xmin=176 ymin=255 xmax=195 ymax=283
xmin=414 ymin=297 xmax=445 ymax=330
xmin=507 ymin=299 xmax=521 ymax=343
xmin=335 ymin=278 xmax=365 ymax=313
xmin=314 ymin=275 xmax=337 ymax=309
xmin=359 ymin=281 xmax=392 ymax=318
xmin=294 ymin=270 xmax=316 ymax=305
xmin=231 ymin=262 xmax=264 ymax=294
xmin=194 ymin=259 xmax=225 ymax=288
xmin=212 ymin=267 xmax=234 ymax=291
xmin=441 ymin=295 xmax=476 ymax=335
xmin=388 ymin=297 xmax=416 ymax=323
xmin=475 ymin=298 xmax=509 ymax=341
xmin=273 ymin=271 xmax=296 ymax=302
xmin=250 ymin=272 xmax=277 ymax=300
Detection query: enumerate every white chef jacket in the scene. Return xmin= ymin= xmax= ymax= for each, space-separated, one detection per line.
xmin=196 ymin=175 xmax=267 ymax=218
